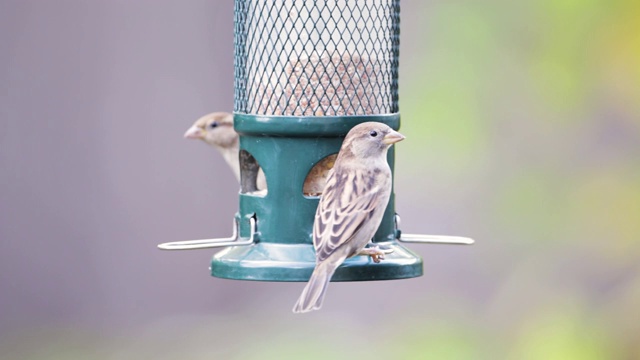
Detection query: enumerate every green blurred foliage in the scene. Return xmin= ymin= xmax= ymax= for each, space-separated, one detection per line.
xmin=508 ymin=304 xmax=619 ymax=360
xmin=397 ymin=0 xmax=640 ymax=358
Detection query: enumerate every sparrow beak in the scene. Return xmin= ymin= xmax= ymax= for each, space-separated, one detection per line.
xmin=382 ymin=130 xmax=405 ymax=145
xmin=184 ymin=125 xmax=204 ymax=139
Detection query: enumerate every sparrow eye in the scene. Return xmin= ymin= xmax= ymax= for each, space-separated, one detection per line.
xmin=369 ymin=130 xmax=378 ymax=137
xmin=209 ymin=121 xmax=219 ymax=129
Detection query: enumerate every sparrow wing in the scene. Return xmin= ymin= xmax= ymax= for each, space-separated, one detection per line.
xmin=313 ymin=169 xmax=383 ymax=262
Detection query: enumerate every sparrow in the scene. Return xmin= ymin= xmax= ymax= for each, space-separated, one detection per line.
xmin=184 ymin=112 xmax=267 ymax=191
xmin=303 ymin=154 xmax=337 ymax=196
xmin=184 ymin=112 xmax=335 ymax=196
xmin=292 ymin=122 xmax=405 ymax=313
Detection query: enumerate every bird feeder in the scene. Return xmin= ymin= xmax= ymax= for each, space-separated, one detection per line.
xmin=159 ymin=0 xmax=473 ymax=281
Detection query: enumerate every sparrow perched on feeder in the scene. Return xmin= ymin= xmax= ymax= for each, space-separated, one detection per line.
xmin=184 ymin=112 xmax=267 ymax=191
xmin=293 ymin=122 xmax=405 ymax=313
xmin=185 ymin=112 xmax=335 ymax=196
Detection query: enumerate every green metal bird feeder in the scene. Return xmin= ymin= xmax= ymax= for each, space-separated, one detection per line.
xmin=159 ymin=0 xmax=473 ymax=281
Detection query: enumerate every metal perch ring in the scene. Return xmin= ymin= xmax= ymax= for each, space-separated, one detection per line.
xmin=394 ymin=214 xmax=475 ymax=245
xmin=157 ymin=216 xmax=256 ymax=250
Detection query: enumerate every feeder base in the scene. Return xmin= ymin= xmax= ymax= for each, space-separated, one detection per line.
xmin=210 ymin=241 xmax=423 ymax=282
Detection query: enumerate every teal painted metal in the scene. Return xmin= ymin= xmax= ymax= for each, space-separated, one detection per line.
xmin=210 ymin=114 xmax=423 ymax=281
xmin=211 ymin=241 xmax=423 ymax=282
xmin=234 ymin=114 xmax=400 ymax=137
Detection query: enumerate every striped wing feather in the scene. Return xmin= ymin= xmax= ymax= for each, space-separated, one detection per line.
xmin=313 ymin=169 xmax=382 ymax=262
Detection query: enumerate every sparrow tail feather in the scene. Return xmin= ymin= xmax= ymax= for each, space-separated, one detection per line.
xmin=292 ymin=262 xmax=336 ymax=313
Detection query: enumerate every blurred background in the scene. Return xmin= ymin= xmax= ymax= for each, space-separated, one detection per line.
xmin=1 ymin=0 xmax=639 ymax=359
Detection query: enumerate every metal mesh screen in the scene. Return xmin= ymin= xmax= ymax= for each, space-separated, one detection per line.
xmin=234 ymin=0 xmax=400 ymax=116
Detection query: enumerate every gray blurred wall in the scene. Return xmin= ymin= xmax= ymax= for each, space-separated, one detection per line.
xmin=1 ymin=0 xmax=243 ymax=334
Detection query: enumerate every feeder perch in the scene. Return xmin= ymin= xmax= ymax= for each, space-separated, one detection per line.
xmin=158 ymin=0 xmax=473 ymax=281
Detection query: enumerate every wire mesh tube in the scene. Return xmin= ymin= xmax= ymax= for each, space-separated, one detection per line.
xmin=234 ymin=0 xmax=400 ymax=116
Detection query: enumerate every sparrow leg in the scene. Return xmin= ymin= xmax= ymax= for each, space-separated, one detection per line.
xmin=358 ymin=246 xmax=393 ymax=263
